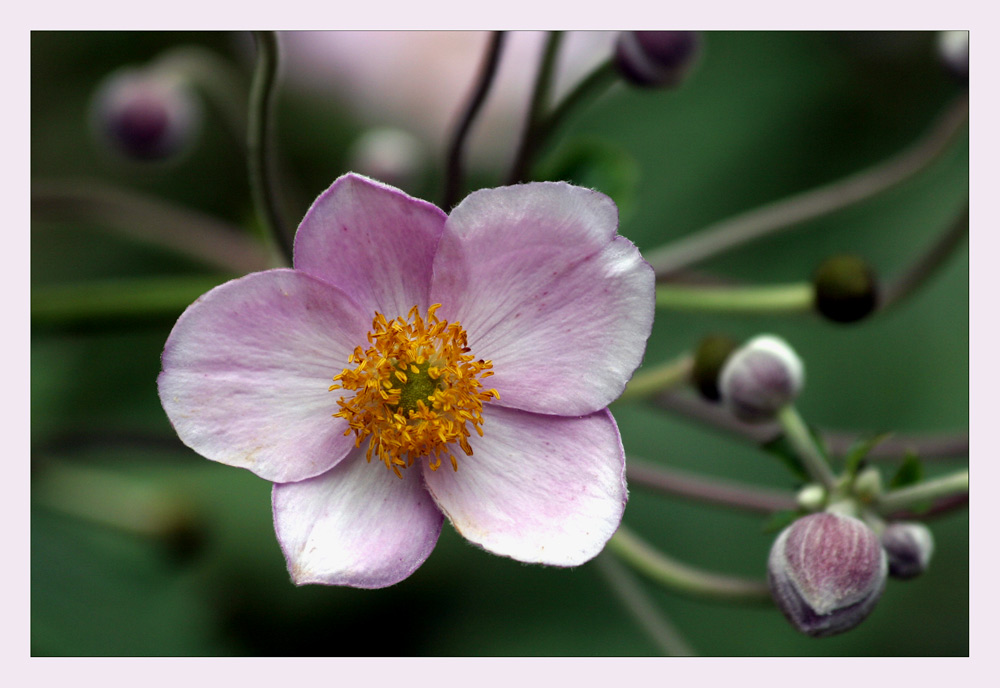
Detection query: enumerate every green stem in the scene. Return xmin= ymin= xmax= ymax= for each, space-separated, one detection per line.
xmin=876 ymin=470 xmax=969 ymax=514
xmin=505 ymin=31 xmax=564 ymax=184
xmin=655 ymin=282 xmax=814 ymax=313
xmin=443 ymin=32 xmax=506 ymax=209
xmin=617 ymin=353 xmax=693 ymax=402
xmin=32 ymin=275 xmax=231 ymax=325
xmin=606 ymin=525 xmax=772 ymax=603
xmin=644 ymin=93 xmax=969 ymax=277
xmin=880 ymin=202 xmax=969 ymax=311
xmin=248 ymin=31 xmax=292 ymax=266
xmin=593 ymin=552 xmax=697 ymax=656
xmin=776 ymin=405 xmax=837 ymax=490
xmin=536 ymin=57 xmax=617 ymax=144
xmin=32 ymin=180 xmax=270 ymax=274
xmin=626 ymin=457 xmax=798 ymax=513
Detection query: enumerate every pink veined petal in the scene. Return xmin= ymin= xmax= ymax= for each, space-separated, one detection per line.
xmin=273 ymin=446 xmax=444 ymax=588
xmin=430 ymin=182 xmax=654 ymax=416
xmin=158 ymin=269 xmax=371 ymax=483
xmin=422 ymin=406 xmax=627 ymax=567
xmin=293 ymin=172 xmax=448 ymax=319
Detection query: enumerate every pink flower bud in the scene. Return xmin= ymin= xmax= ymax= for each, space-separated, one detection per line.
xmin=719 ymin=335 xmax=803 ymax=423
xmin=614 ymin=31 xmax=701 ymax=88
xmin=768 ymin=512 xmax=887 ymax=637
xmin=881 ymin=522 xmax=934 ymax=580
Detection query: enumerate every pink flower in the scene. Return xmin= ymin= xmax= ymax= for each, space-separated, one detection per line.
xmin=158 ymin=174 xmax=654 ymax=587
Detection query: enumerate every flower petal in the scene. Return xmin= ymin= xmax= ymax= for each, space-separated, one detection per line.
xmin=431 ymin=182 xmax=654 ymax=415
xmin=293 ymin=172 xmax=447 ymax=318
xmin=158 ymin=269 xmax=371 ymax=483
xmin=422 ymin=406 xmax=627 ymax=566
xmin=273 ymin=447 xmax=444 ymax=588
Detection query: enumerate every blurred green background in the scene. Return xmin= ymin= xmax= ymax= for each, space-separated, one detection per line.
xmin=31 ymin=31 xmax=968 ymax=656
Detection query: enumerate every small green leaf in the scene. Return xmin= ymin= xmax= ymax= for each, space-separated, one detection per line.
xmin=761 ymin=510 xmax=801 ymax=534
xmin=843 ymin=432 xmax=893 ymax=479
xmin=890 ymin=452 xmax=924 ymax=490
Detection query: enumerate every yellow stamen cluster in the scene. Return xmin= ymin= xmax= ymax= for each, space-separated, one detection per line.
xmin=330 ymin=304 xmax=500 ymax=478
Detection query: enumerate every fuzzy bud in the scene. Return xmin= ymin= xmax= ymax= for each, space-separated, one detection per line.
xmin=813 ymin=255 xmax=878 ymax=324
xmin=719 ymin=335 xmax=803 ymax=423
xmin=881 ymin=522 xmax=934 ymax=580
xmin=691 ymin=333 xmax=738 ymax=402
xmin=91 ymin=67 xmax=200 ymax=161
xmin=614 ymin=31 xmax=701 ymax=88
xmin=768 ymin=512 xmax=887 ymax=638
xmin=937 ymin=31 xmax=969 ymax=82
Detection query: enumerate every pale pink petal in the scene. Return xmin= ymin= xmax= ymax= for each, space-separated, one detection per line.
xmin=293 ymin=172 xmax=447 ymax=318
xmin=422 ymin=406 xmax=627 ymax=566
xmin=430 ymin=182 xmax=654 ymax=416
xmin=158 ymin=269 xmax=371 ymax=483
xmin=273 ymin=447 xmax=444 ymax=588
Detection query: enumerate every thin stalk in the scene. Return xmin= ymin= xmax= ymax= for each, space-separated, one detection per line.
xmin=32 ymin=180 xmax=270 ymax=273
xmin=655 ymin=282 xmax=814 ymax=313
xmin=248 ymin=31 xmax=292 ymax=265
xmin=876 ymin=469 xmax=969 ymax=514
xmin=776 ymin=405 xmax=837 ymax=490
xmin=538 ymin=58 xmax=617 ymax=143
xmin=607 ymin=525 xmax=772 ymax=603
xmin=645 ymin=93 xmax=969 ymax=277
xmin=594 ymin=552 xmax=697 ymax=656
xmin=505 ymin=31 xmax=564 ymax=184
xmin=32 ymin=275 xmax=230 ymax=325
xmin=617 ymin=353 xmax=693 ymax=402
xmin=443 ymin=32 xmax=506 ymax=209
xmin=626 ymin=458 xmax=797 ymax=513
xmin=880 ymin=202 xmax=969 ymax=310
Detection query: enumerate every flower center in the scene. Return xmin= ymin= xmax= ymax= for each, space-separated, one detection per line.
xmin=330 ymin=304 xmax=500 ymax=478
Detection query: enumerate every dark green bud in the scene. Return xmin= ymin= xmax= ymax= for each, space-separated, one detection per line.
xmin=691 ymin=333 xmax=738 ymax=402
xmin=813 ymin=255 xmax=878 ymax=324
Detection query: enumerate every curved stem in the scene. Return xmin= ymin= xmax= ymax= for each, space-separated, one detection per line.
xmin=626 ymin=458 xmax=797 ymax=513
xmin=880 ymin=202 xmax=969 ymax=311
xmin=505 ymin=31 xmax=564 ymax=184
xmin=248 ymin=31 xmax=292 ymax=266
xmin=655 ymin=282 xmax=813 ymax=313
xmin=443 ymin=32 xmax=506 ymax=209
xmin=776 ymin=405 xmax=837 ymax=490
xmin=32 ymin=179 xmax=270 ymax=274
xmin=538 ymin=57 xmax=617 ymax=143
xmin=617 ymin=353 xmax=693 ymax=402
xmin=32 ymin=275 xmax=230 ymax=325
xmin=644 ymin=93 xmax=969 ymax=277
xmin=607 ymin=525 xmax=772 ymax=604
xmin=876 ymin=470 xmax=968 ymax=514
xmin=593 ymin=552 xmax=697 ymax=656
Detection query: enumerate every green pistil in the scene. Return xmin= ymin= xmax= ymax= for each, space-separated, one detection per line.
xmin=394 ymin=361 xmax=440 ymax=414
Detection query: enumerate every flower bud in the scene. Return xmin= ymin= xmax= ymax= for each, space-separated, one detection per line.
xmin=719 ymin=335 xmax=803 ymax=423
xmin=691 ymin=333 xmax=738 ymax=402
xmin=614 ymin=31 xmax=701 ymax=88
xmin=853 ymin=466 xmax=883 ymax=502
xmin=937 ymin=30 xmax=968 ymax=82
xmin=91 ymin=67 xmax=200 ymax=161
xmin=813 ymin=255 xmax=878 ymax=324
xmin=881 ymin=522 xmax=934 ymax=580
xmin=768 ymin=512 xmax=887 ymax=637
xmin=347 ymin=127 xmax=427 ymax=191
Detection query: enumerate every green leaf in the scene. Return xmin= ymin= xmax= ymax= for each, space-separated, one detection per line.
xmin=890 ymin=452 xmax=925 ymax=489
xmin=761 ymin=509 xmax=801 ymax=534
xmin=843 ymin=432 xmax=893 ymax=479
xmin=537 ymin=138 xmax=640 ymax=224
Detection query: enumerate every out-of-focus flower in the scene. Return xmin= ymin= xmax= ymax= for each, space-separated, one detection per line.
xmin=719 ymin=335 xmax=803 ymax=423
xmin=90 ymin=66 xmax=200 ymax=161
xmin=158 ymin=173 xmax=654 ymax=588
xmin=347 ymin=127 xmax=428 ymax=192
xmin=280 ymin=31 xmax=616 ymax=171
xmin=768 ymin=512 xmax=887 ymax=637
xmin=881 ymin=522 xmax=934 ymax=580
xmin=614 ymin=31 xmax=701 ymax=88
xmin=937 ymin=30 xmax=969 ymax=82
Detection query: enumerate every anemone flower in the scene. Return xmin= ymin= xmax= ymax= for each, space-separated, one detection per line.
xmin=158 ymin=173 xmax=654 ymax=587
